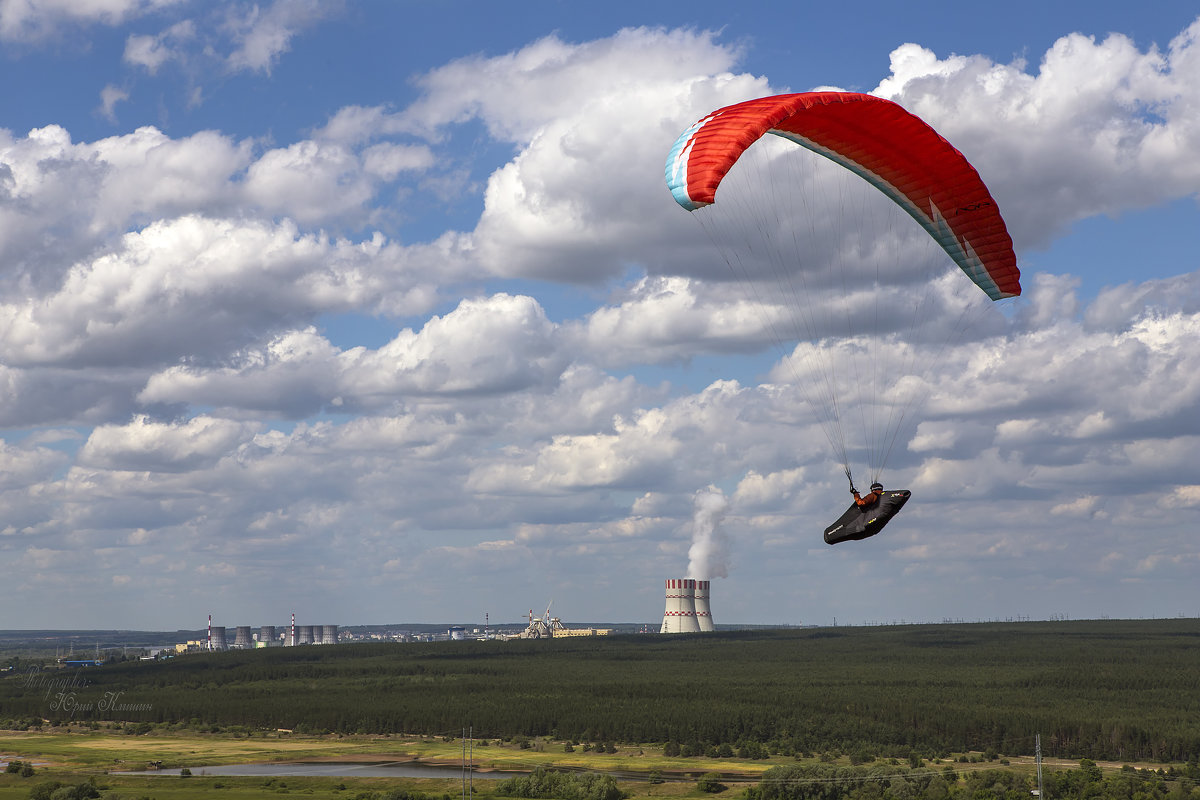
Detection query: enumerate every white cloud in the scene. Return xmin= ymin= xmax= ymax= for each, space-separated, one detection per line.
xmin=97 ymin=84 xmax=129 ymax=122
xmin=400 ymin=27 xmax=747 ymax=142
xmin=340 ymin=293 xmax=567 ymax=398
xmin=465 ymin=379 xmax=800 ymax=497
xmin=137 ymin=328 xmax=344 ymax=417
xmin=1050 ymin=495 xmax=1103 ymax=516
xmin=733 ymin=468 xmax=806 ymax=509
xmin=1159 ymin=485 xmax=1200 ymax=509
xmin=576 ymin=276 xmax=782 ymax=366
xmin=0 ymin=125 xmax=253 ymax=277
xmin=0 ymin=439 xmax=70 ymax=490
xmin=78 ymin=415 xmax=256 ymax=472
xmin=0 ymin=0 xmax=182 ymax=42
xmin=138 ymin=293 xmax=569 ymax=415
xmin=361 ymin=143 xmax=435 ymax=180
xmin=123 ymin=19 xmax=193 ymax=73
xmin=875 ymin=21 xmax=1200 ymax=249
xmin=223 ymin=0 xmax=334 ymax=74
xmin=0 ymin=216 xmax=388 ymax=368
xmin=394 ymin=27 xmax=768 ymax=283
xmin=0 ymin=119 xmax=441 ymax=283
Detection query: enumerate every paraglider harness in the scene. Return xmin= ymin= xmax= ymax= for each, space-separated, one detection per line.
xmin=824 ymin=471 xmax=911 ymax=545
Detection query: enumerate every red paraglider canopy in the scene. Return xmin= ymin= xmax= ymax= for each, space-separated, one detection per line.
xmin=665 ymin=91 xmax=1020 ymax=301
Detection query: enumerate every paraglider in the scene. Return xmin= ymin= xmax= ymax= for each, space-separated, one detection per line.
xmin=824 ymin=487 xmax=912 ymax=545
xmin=665 ymin=91 xmax=1020 ymax=543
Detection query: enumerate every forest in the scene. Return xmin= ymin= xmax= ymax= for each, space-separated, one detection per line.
xmin=2 ymin=619 xmax=1198 ymax=764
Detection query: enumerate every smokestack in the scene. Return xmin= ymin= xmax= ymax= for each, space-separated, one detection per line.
xmin=693 ymin=580 xmax=714 ymax=632
xmin=290 ymin=612 xmax=295 ymax=646
xmin=660 ymin=578 xmax=702 ymax=634
xmin=207 ymin=614 xmax=212 ymax=651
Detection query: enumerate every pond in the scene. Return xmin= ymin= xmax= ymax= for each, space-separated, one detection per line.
xmin=112 ymin=761 xmax=520 ymax=779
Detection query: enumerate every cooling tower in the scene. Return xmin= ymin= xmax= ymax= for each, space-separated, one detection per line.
xmin=233 ymin=626 xmax=253 ymax=648
xmin=209 ymin=627 xmax=228 ymax=650
xmin=321 ymin=625 xmax=338 ymax=645
xmin=659 ymin=578 xmax=701 ymax=634
xmin=693 ymin=580 xmax=714 ymax=632
xmin=297 ymin=625 xmax=314 ymax=644
xmin=260 ymin=625 xmax=277 ymax=643
xmin=659 ymin=580 xmax=678 ymax=633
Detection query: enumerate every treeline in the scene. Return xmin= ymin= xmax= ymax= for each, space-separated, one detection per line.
xmin=497 ymin=766 xmax=626 ymax=800
xmin=752 ymin=761 xmax=1200 ymax=800
xmin=2 ymin=620 xmax=1199 ymax=762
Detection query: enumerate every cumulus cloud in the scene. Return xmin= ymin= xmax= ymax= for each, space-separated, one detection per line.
xmin=733 ymin=468 xmax=806 ymax=509
xmin=576 ymin=276 xmax=784 ymax=366
xmin=0 ymin=216 xmax=391 ymax=369
xmin=0 ymin=125 xmax=251 ymax=280
xmin=875 ymin=21 xmax=1200 ymax=249
xmin=78 ymin=415 xmax=256 ymax=472
xmin=0 ymin=118 xmax=441 ymax=292
xmin=394 ymin=27 xmax=768 ymax=283
xmin=139 ymin=293 xmax=570 ymax=415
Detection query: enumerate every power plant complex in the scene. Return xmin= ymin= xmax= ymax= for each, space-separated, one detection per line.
xmin=175 ymin=593 xmax=718 ymax=653
xmin=192 ymin=614 xmax=339 ymax=652
xmin=659 ymin=578 xmax=715 ymax=633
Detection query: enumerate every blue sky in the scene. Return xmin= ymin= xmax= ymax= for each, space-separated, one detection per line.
xmin=1 ymin=1 xmax=1198 ymax=631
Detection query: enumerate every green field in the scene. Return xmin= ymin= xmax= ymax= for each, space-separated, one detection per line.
xmin=0 ymin=729 xmax=764 ymax=774
xmin=0 ymin=729 xmax=813 ymax=800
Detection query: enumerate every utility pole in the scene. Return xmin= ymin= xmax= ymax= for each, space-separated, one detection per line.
xmin=1035 ymin=734 xmax=1045 ymax=800
xmin=461 ymin=727 xmax=474 ymax=800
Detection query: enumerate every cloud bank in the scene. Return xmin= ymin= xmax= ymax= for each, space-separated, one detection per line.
xmin=2 ymin=12 xmax=1199 ymax=628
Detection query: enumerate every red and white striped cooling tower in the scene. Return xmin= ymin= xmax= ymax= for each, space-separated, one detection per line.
xmin=660 ymin=578 xmax=714 ymax=633
xmin=693 ymin=580 xmax=714 ymax=632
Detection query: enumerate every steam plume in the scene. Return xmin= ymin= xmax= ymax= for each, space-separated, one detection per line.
xmin=686 ymin=486 xmax=730 ymax=579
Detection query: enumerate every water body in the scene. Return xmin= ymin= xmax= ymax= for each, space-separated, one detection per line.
xmin=112 ymin=761 xmax=519 ymax=779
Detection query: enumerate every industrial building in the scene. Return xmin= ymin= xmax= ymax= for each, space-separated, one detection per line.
xmin=517 ymin=608 xmax=612 ymax=639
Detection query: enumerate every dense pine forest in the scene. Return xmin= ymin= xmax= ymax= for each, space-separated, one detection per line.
xmin=3 ymin=620 xmax=1198 ymax=763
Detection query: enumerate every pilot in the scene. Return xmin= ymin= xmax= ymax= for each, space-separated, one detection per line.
xmin=852 ymin=482 xmax=884 ymax=507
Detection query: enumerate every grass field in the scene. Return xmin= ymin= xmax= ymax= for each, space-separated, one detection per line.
xmin=0 ymin=729 xmax=778 ymax=773
xmin=0 ymin=729 xmax=780 ymax=800
xmin=0 ymin=728 xmax=790 ymax=776
xmin=0 ymin=725 xmax=1159 ymax=800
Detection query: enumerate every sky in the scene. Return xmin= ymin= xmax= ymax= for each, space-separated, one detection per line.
xmin=1 ymin=0 xmax=1199 ymax=631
